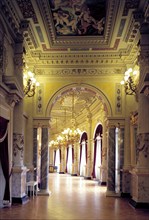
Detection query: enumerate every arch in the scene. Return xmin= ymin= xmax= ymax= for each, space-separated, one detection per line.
xmin=45 ymin=83 xmax=112 ymax=117
xmin=80 ymin=131 xmax=88 ymax=143
xmin=93 ymin=123 xmax=103 ymax=139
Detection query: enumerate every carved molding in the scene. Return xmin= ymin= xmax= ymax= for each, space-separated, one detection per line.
xmin=0 ymin=0 xmax=20 ymax=38
xmin=39 ymin=0 xmax=117 ymax=47
xmin=130 ymin=111 xmax=138 ymax=125
xmin=136 ymin=133 xmax=149 ymax=162
xmin=13 ymin=133 xmax=24 ymax=166
xmin=6 ymin=94 xmax=21 ymax=107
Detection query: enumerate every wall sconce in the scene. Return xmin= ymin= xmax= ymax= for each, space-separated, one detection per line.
xmin=120 ymin=67 xmax=139 ymax=95
xmin=23 ymin=67 xmax=40 ymax=97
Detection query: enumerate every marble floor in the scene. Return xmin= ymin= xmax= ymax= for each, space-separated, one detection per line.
xmin=0 ymin=173 xmax=149 ymax=220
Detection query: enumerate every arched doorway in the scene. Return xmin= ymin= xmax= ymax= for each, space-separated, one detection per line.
xmin=46 ymin=83 xmax=112 ymax=180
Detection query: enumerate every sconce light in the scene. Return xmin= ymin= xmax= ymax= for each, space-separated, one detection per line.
xmin=120 ymin=67 xmax=139 ymax=95
xmin=23 ymin=65 xmax=40 ymax=97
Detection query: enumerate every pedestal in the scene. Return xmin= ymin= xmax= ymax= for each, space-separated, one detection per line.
xmin=12 ymin=166 xmax=29 ymax=204
xmin=130 ymin=168 xmax=149 ymax=208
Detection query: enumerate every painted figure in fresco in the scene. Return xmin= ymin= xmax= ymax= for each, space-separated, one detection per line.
xmin=49 ymin=0 xmax=106 ymax=36
xmin=53 ymin=10 xmax=76 ymax=34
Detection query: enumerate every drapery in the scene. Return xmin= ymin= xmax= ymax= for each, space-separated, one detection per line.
xmin=0 ymin=116 xmax=10 ymax=202
xmin=92 ymin=140 xmax=97 ymax=178
xmin=79 ymin=143 xmax=82 ymax=174
xmin=85 ymin=142 xmax=87 ymax=164
xmin=65 ymin=147 xmax=68 ymax=173
xmin=54 ymin=150 xmax=56 ymax=166
xmin=95 ymin=138 xmax=102 ymax=178
xmin=55 ymin=149 xmax=60 ymax=172
xmin=80 ymin=141 xmax=87 ymax=176
xmin=59 ymin=149 xmax=61 ymax=163
xmin=72 ymin=146 xmax=74 ymax=164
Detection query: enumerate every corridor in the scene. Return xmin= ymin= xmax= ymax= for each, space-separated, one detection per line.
xmin=0 ymin=173 xmax=149 ymax=220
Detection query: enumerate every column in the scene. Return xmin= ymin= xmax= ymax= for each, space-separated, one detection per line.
xmin=59 ymin=146 xmax=65 ymax=174
xmin=99 ymin=119 xmax=107 ymax=185
xmin=130 ymin=21 xmax=149 ymax=208
xmin=84 ymin=114 xmax=92 ymax=179
xmin=71 ymin=142 xmax=78 ymax=176
xmin=38 ymin=126 xmax=51 ymax=196
xmin=121 ymin=116 xmax=131 ymax=196
xmin=106 ymin=125 xmax=116 ymax=196
xmin=12 ymin=38 xmax=28 ymax=204
xmin=33 ymin=127 xmax=38 ymax=181
xmin=119 ymin=127 xmax=124 ymax=194
xmin=115 ymin=126 xmax=124 ymax=196
xmin=24 ymin=97 xmax=34 ymax=182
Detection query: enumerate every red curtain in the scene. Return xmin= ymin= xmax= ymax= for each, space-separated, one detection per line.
xmin=85 ymin=142 xmax=87 ymax=164
xmin=0 ymin=116 xmax=10 ymax=202
xmin=79 ymin=143 xmax=82 ymax=174
xmin=92 ymin=140 xmax=97 ymax=178
xmin=72 ymin=146 xmax=74 ymax=164
xmin=54 ymin=150 xmax=56 ymax=166
xmin=65 ymin=147 xmax=69 ymax=173
xmin=59 ymin=149 xmax=61 ymax=163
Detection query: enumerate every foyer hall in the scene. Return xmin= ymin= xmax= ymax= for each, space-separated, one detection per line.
xmin=0 ymin=173 xmax=149 ymax=220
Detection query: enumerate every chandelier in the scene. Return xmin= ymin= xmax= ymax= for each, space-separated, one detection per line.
xmin=23 ymin=65 xmax=40 ymax=97
xmin=62 ymin=127 xmax=82 ymax=144
xmin=120 ymin=67 xmax=139 ymax=95
xmin=49 ymin=90 xmax=82 ymax=148
xmin=49 ymin=128 xmax=82 ymax=149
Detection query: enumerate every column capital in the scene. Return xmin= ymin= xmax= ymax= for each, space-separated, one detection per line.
xmin=107 ymin=117 xmax=125 ymax=128
xmin=33 ymin=118 xmax=50 ymax=128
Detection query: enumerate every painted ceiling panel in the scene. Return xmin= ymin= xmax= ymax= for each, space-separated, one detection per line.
xmin=48 ymin=0 xmax=106 ymax=36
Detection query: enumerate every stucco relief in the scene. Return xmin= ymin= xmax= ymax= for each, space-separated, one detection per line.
xmin=13 ymin=133 xmax=24 ymax=166
xmin=136 ymin=133 xmax=149 ymax=165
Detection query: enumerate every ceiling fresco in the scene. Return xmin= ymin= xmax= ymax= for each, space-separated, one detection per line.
xmin=49 ymin=0 xmax=106 ymax=36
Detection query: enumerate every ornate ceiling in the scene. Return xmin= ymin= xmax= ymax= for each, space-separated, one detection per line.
xmin=1 ymin=0 xmax=147 ymax=72
xmin=0 ymin=0 xmax=148 ymax=138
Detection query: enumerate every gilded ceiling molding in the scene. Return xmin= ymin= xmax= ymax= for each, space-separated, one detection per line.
xmin=20 ymin=20 xmax=38 ymax=51
xmin=38 ymin=0 xmax=118 ymax=48
xmin=36 ymin=68 xmax=123 ymax=77
xmin=45 ymin=83 xmax=112 ymax=118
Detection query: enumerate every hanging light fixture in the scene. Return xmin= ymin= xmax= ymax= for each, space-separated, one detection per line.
xmin=49 ymin=90 xmax=82 ymax=148
xmin=120 ymin=66 xmax=139 ymax=95
xmin=23 ymin=64 xmax=40 ymax=97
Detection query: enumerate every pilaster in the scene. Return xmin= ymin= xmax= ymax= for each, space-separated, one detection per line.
xmin=130 ymin=21 xmax=149 ymax=208
xmin=106 ymin=117 xmax=125 ymax=197
xmin=37 ymin=124 xmax=51 ymax=196
xmin=71 ymin=143 xmax=78 ymax=176
xmin=59 ymin=146 xmax=65 ymax=174
xmin=99 ymin=119 xmax=107 ymax=185
xmin=84 ymin=114 xmax=92 ymax=179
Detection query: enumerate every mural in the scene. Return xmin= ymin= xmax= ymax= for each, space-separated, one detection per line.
xmin=49 ymin=0 xmax=106 ymax=36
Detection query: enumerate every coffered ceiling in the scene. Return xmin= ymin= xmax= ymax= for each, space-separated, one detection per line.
xmin=1 ymin=0 xmax=147 ymax=72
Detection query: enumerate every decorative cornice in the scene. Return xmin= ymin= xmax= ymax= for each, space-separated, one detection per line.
xmin=0 ymin=0 xmax=21 ymax=40
xmin=35 ymin=68 xmax=123 ymax=77
xmin=21 ymin=20 xmax=38 ymax=50
xmin=38 ymin=0 xmax=118 ymax=48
